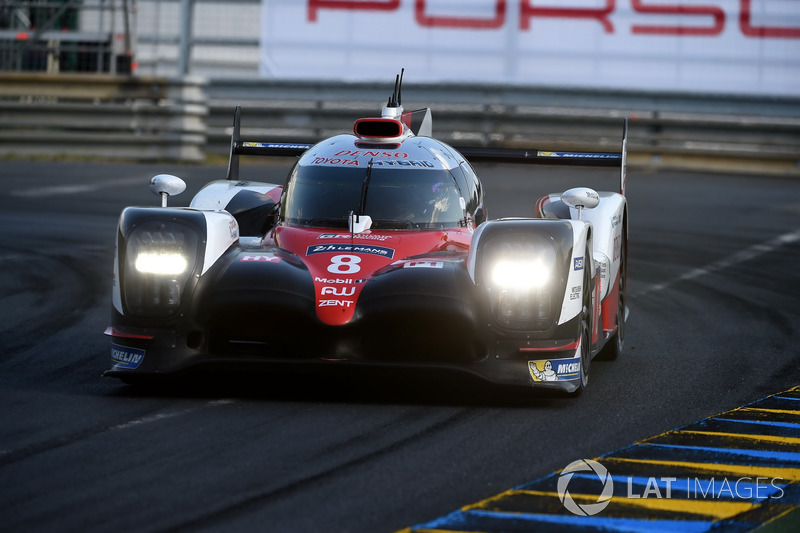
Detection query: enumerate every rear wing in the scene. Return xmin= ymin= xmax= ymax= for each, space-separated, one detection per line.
xmin=457 ymin=118 xmax=629 ymax=196
xmin=225 ymin=106 xmax=311 ymax=181
xmin=226 ymin=106 xmax=629 ymax=195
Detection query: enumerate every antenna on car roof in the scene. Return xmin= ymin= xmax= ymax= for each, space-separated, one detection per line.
xmin=383 ymin=69 xmax=405 ymax=119
xmin=387 ymin=68 xmax=404 ymax=108
xmin=397 ymin=68 xmax=403 ymax=105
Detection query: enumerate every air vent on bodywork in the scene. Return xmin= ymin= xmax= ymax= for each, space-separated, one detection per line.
xmin=355 ymin=142 xmax=401 ymax=150
xmin=354 ymin=118 xmax=404 ymax=139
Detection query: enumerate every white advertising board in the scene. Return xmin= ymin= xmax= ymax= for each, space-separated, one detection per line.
xmin=259 ymin=0 xmax=800 ymax=96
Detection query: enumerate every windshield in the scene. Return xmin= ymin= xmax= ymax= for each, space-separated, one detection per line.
xmin=281 ymin=165 xmax=465 ymax=229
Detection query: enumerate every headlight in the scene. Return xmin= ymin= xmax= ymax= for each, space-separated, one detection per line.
xmin=490 ymin=256 xmax=553 ymax=290
xmin=135 ymin=252 xmax=189 ymax=275
xmin=122 ymin=221 xmax=201 ymax=318
xmin=481 ymin=234 xmax=562 ymax=331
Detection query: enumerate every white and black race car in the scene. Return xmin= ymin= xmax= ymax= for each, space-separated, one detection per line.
xmin=106 ymin=72 xmax=629 ymax=394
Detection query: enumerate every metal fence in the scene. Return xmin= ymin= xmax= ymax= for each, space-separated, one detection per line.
xmin=135 ymin=0 xmax=261 ymax=78
xmin=0 ymin=0 xmax=135 ymax=74
xmin=0 ymin=0 xmax=262 ymax=77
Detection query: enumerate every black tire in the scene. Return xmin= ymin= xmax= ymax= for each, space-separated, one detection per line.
xmin=572 ymin=248 xmax=593 ymax=395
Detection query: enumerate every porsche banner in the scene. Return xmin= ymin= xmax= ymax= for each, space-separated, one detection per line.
xmin=259 ymin=0 xmax=799 ymax=96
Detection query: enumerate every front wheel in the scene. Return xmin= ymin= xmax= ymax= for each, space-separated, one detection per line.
xmin=572 ymin=251 xmax=592 ymax=395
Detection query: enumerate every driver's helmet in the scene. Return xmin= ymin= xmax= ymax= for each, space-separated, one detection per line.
xmin=385 ymin=179 xmax=458 ymax=224
xmin=427 ymin=181 xmax=456 ymax=223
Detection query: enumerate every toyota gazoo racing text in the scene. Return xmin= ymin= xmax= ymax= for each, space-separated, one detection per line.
xmin=106 ymin=72 xmax=629 ymax=394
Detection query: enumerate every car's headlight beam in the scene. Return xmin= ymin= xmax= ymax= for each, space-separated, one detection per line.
xmin=135 ymin=252 xmax=189 ymax=275
xmin=490 ymin=257 xmax=551 ymax=291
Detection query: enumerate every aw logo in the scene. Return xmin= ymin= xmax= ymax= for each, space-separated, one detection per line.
xmin=557 ymin=459 xmax=614 ymax=516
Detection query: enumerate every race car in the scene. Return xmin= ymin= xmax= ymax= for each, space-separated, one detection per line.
xmin=105 ymin=72 xmax=628 ymax=394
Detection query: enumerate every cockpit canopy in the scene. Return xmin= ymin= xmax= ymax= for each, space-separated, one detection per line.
xmin=280 ymin=157 xmax=466 ymax=230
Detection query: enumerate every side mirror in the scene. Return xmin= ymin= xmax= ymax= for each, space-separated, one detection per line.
xmin=149 ymin=174 xmax=186 ymax=207
xmin=561 ymin=187 xmax=599 ymax=219
xmin=348 ymin=212 xmax=373 ymax=234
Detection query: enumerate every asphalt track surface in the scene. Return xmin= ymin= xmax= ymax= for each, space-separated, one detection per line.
xmin=1 ymin=159 xmax=799 ymax=532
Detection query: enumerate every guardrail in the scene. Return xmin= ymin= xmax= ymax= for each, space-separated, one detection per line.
xmin=1 ymin=74 xmax=799 ymax=175
xmin=205 ymin=80 xmax=800 ymax=176
xmin=0 ymin=73 xmax=207 ymax=161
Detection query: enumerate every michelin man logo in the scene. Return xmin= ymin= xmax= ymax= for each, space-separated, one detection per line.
xmin=531 ymin=360 xmax=558 ymax=381
xmin=557 ymin=459 xmax=614 ymax=516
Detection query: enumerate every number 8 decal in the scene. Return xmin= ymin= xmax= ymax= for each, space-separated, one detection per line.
xmin=328 ymin=254 xmax=361 ymax=274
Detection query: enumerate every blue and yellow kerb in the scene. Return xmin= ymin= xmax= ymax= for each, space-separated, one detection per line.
xmin=401 ymin=386 xmax=800 ymax=532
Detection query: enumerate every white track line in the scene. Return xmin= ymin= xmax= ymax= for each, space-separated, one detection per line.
xmin=110 ymin=399 xmax=236 ymax=431
xmin=10 ymin=176 xmax=153 ymax=197
xmin=633 ymin=228 xmax=800 ymax=297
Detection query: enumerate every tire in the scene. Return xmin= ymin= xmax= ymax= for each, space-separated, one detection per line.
xmin=573 ymin=249 xmax=592 ymax=395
